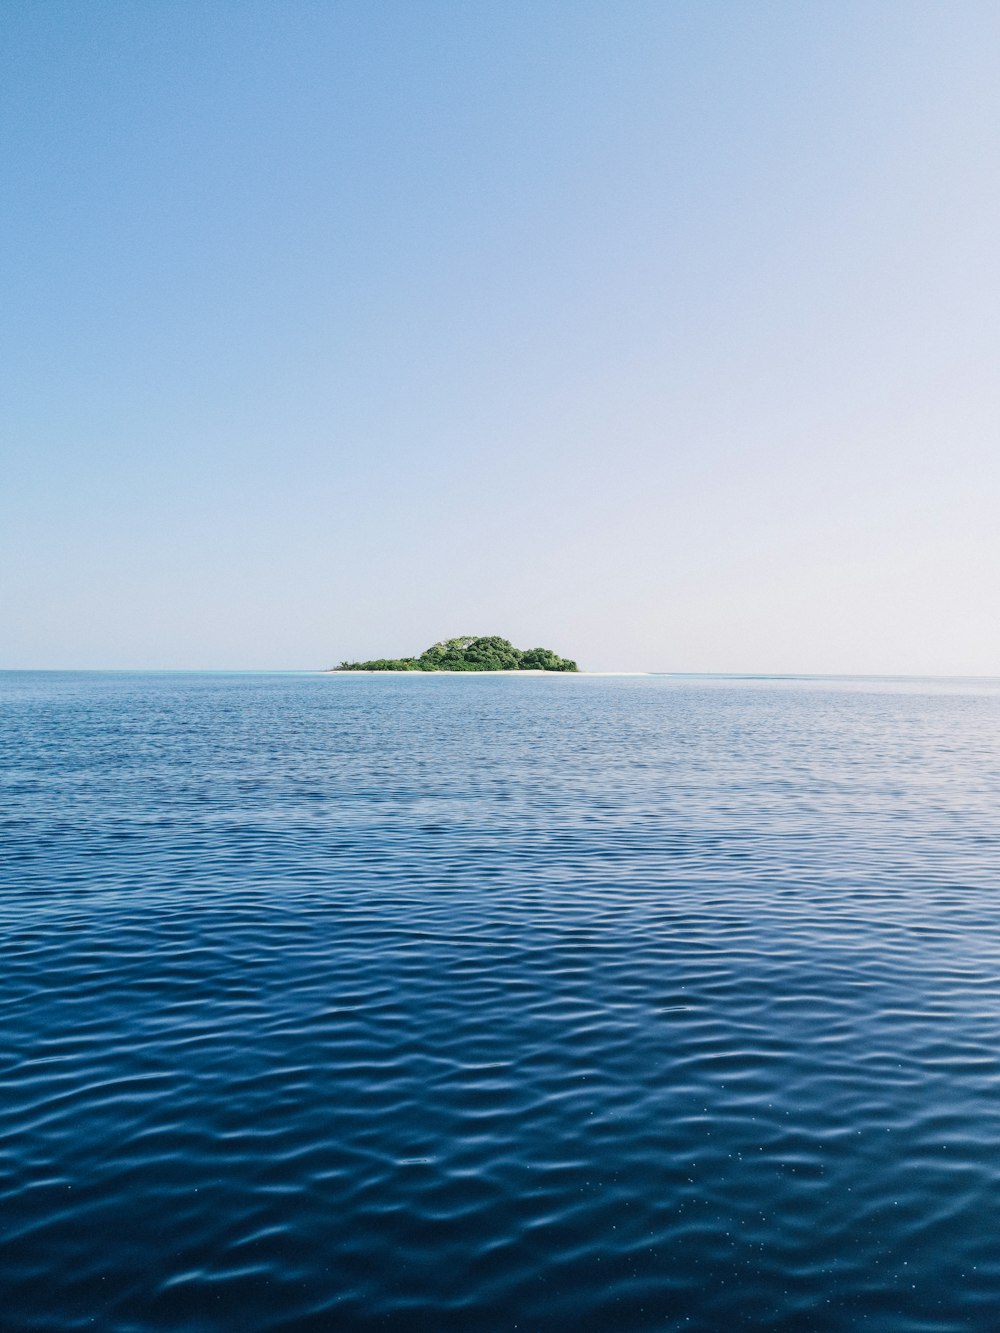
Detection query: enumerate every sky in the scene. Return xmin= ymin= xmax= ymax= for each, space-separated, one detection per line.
xmin=2 ymin=0 xmax=998 ymax=673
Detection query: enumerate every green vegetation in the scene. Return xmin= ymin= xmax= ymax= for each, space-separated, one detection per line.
xmin=333 ymin=636 xmax=578 ymax=672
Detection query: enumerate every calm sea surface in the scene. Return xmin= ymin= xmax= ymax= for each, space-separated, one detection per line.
xmin=3 ymin=671 xmax=1000 ymax=1331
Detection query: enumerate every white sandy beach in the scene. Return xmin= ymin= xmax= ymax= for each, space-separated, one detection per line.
xmin=322 ymin=669 xmax=650 ymax=676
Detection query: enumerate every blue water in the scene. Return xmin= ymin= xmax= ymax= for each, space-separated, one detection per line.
xmin=3 ymin=671 xmax=1000 ymax=1331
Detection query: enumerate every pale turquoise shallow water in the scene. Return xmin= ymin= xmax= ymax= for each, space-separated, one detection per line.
xmin=2 ymin=671 xmax=1000 ymax=1330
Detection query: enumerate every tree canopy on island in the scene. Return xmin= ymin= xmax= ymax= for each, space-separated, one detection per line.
xmin=334 ymin=636 xmax=578 ymax=672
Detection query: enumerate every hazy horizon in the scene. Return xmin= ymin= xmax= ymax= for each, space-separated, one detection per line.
xmin=4 ymin=1 xmax=998 ymax=675
xmin=5 ymin=668 xmax=1000 ymax=685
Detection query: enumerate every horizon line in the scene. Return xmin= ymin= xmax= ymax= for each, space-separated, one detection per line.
xmin=2 ymin=668 xmax=999 ymax=682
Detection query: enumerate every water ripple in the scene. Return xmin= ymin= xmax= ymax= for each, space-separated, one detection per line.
xmin=2 ymin=671 xmax=1000 ymax=1330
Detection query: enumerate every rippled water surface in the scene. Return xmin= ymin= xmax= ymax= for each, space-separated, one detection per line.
xmin=3 ymin=671 xmax=1000 ymax=1331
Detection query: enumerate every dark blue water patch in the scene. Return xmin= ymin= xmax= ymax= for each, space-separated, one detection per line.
xmin=2 ymin=671 xmax=1000 ymax=1331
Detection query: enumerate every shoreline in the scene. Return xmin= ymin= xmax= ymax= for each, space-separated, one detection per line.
xmin=322 ymin=669 xmax=650 ymax=676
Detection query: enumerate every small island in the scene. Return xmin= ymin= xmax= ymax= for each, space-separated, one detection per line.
xmin=333 ymin=636 xmax=578 ymax=672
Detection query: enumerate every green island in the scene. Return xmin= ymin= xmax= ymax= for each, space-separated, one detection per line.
xmin=333 ymin=636 xmax=578 ymax=672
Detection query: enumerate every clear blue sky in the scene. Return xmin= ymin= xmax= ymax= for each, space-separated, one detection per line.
xmin=3 ymin=1 xmax=998 ymax=672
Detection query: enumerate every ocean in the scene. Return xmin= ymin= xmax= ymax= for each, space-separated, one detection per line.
xmin=2 ymin=670 xmax=1000 ymax=1331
